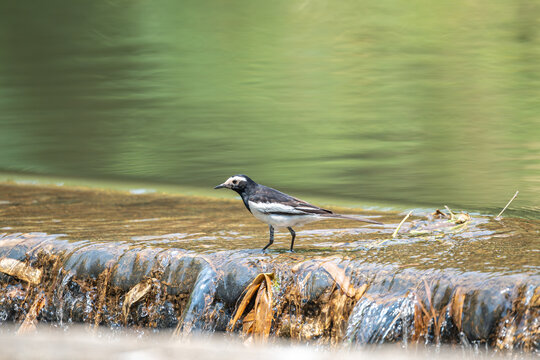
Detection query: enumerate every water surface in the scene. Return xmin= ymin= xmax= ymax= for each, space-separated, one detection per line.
xmin=1 ymin=183 xmax=538 ymax=275
xmin=0 ymin=184 xmax=538 ymax=349
xmin=0 ymin=1 xmax=539 ymax=217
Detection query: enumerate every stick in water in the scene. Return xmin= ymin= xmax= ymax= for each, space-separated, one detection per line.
xmin=496 ymin=191 xmax=519 ymax=219
xmin=444 ymin=205 xmax=454 ymax=218
xmin=392 ymin=210 xmax=413 ymax=238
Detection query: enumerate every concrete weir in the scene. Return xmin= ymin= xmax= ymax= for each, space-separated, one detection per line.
xmin=0 ymin=183 xmax=538 ymax=352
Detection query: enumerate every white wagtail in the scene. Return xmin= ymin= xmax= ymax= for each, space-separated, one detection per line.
xmin=214 ymin=174 xmax=382 ymax=251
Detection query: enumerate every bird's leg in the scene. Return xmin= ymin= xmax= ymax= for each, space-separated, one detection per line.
xmin=288 ymin=227 xmax=296 ymax=252
xmin=262 ymin=225 xmax=274 ymax=252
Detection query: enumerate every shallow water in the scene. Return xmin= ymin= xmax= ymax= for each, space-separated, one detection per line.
xmin=1 ymin=1 xmax=539 ymax=217
xmin=0 ymin=183 xmax=538 ymax=274
xmin=0 ymin=184 xmax=538 ymax=351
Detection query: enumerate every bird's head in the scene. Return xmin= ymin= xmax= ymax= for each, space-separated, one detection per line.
xmin=214 ymin=174 xmax=254 ymax=192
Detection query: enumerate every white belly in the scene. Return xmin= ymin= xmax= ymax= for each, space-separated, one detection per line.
xmin=249 ymin=206 xmax=322 ymax=228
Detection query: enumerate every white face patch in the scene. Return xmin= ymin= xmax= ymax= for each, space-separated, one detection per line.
xmin=224 ymin=175 xmax=247 ymax=187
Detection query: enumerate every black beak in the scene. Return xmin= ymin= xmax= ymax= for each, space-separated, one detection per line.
xmin=214 ymin=183 xmax=226 ymax=189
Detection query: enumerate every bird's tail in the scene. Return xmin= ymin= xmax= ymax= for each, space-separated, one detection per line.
xmin=322 ymin=213 xmax=383 ymax=225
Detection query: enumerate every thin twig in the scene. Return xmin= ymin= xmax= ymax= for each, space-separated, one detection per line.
xmin=444 ymin=205 xmax=455 ymax=219
xmin=496 ymin=191 xmax=519 ymax=219
xmin=392 ymin=210 xmax=413 ymax=238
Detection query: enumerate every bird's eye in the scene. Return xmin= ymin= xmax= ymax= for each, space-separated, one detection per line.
xmin=232 ymin=180 xmax=238 ymax=185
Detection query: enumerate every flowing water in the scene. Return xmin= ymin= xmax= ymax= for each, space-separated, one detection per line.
xmin=0 ymin=184 xmax=538 ymax=352
xmin=0 ymin=1 xmax=539 ymax=217
xmin=0 ymin=0 xmax=539 ymax=354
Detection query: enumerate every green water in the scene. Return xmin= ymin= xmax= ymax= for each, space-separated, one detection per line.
xmin=0 ymin=1 xmax=539 ymax=217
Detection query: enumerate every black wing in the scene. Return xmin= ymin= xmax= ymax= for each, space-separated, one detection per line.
xmin=249 ymin=185 xmax=333 ymax=215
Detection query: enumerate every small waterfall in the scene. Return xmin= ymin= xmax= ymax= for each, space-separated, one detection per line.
xmin=0 ymin=233 xmax=538 ymax=352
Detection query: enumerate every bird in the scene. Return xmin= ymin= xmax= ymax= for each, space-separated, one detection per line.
xmin=214 ymin=174 xmax=382 ymax=251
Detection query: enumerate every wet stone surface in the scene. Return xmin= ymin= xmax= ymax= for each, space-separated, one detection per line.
xmin=0 ymin=183 xmax=538 ymax=352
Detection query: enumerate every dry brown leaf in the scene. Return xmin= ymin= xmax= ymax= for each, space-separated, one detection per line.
xmin=17 ymin=292 xmax=46 ymax=335
xmin=0 ymin=258 xmax=42 ymax=285
xmin=228 ymin=274 xmax=265 ymax=330
xmin=412 ymin=299 xmax=428 ymax=341
xmin=450 ymin=287 xmax=465 ymax=331
xmin=530 ymin=287 xmax=540 ymax=307
xmin=412 ymin=281 xmax=448 ymax=342
xmin=228 ymin=273 xmax=274 ymax=339
xmin=321 ymin=263 xmax=354 ymax=297
xmin=412 ymin=287 xmax=432 ymax=342
xmin=254 ymin=276 xmax=273 ymax=337
xmin=423 ymin=280 xmax=443 ymax=339
xmin=433 ymin=305 xmax=447 ymax=340
xmin=414 ymin=292 xmax=429 ymax=318
xmin=321 ymin=262 xmax=366 ymax=300
xmin=242 ymin=308 xmax=256 ymax=334
xmin=423 ymin=280 xmax=436 ymax=320
xmin=94 ymin=267 xmax=112 ymax=328
xmin=122 ymin=278 xmax=155 ymax=322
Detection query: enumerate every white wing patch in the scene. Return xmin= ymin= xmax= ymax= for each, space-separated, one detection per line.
xmin=248 ymin=201 xmax=304 ymax=215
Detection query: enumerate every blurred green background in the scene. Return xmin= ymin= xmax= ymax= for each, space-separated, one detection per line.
xmin=0 ymin=1 xmax=539 ymax=217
